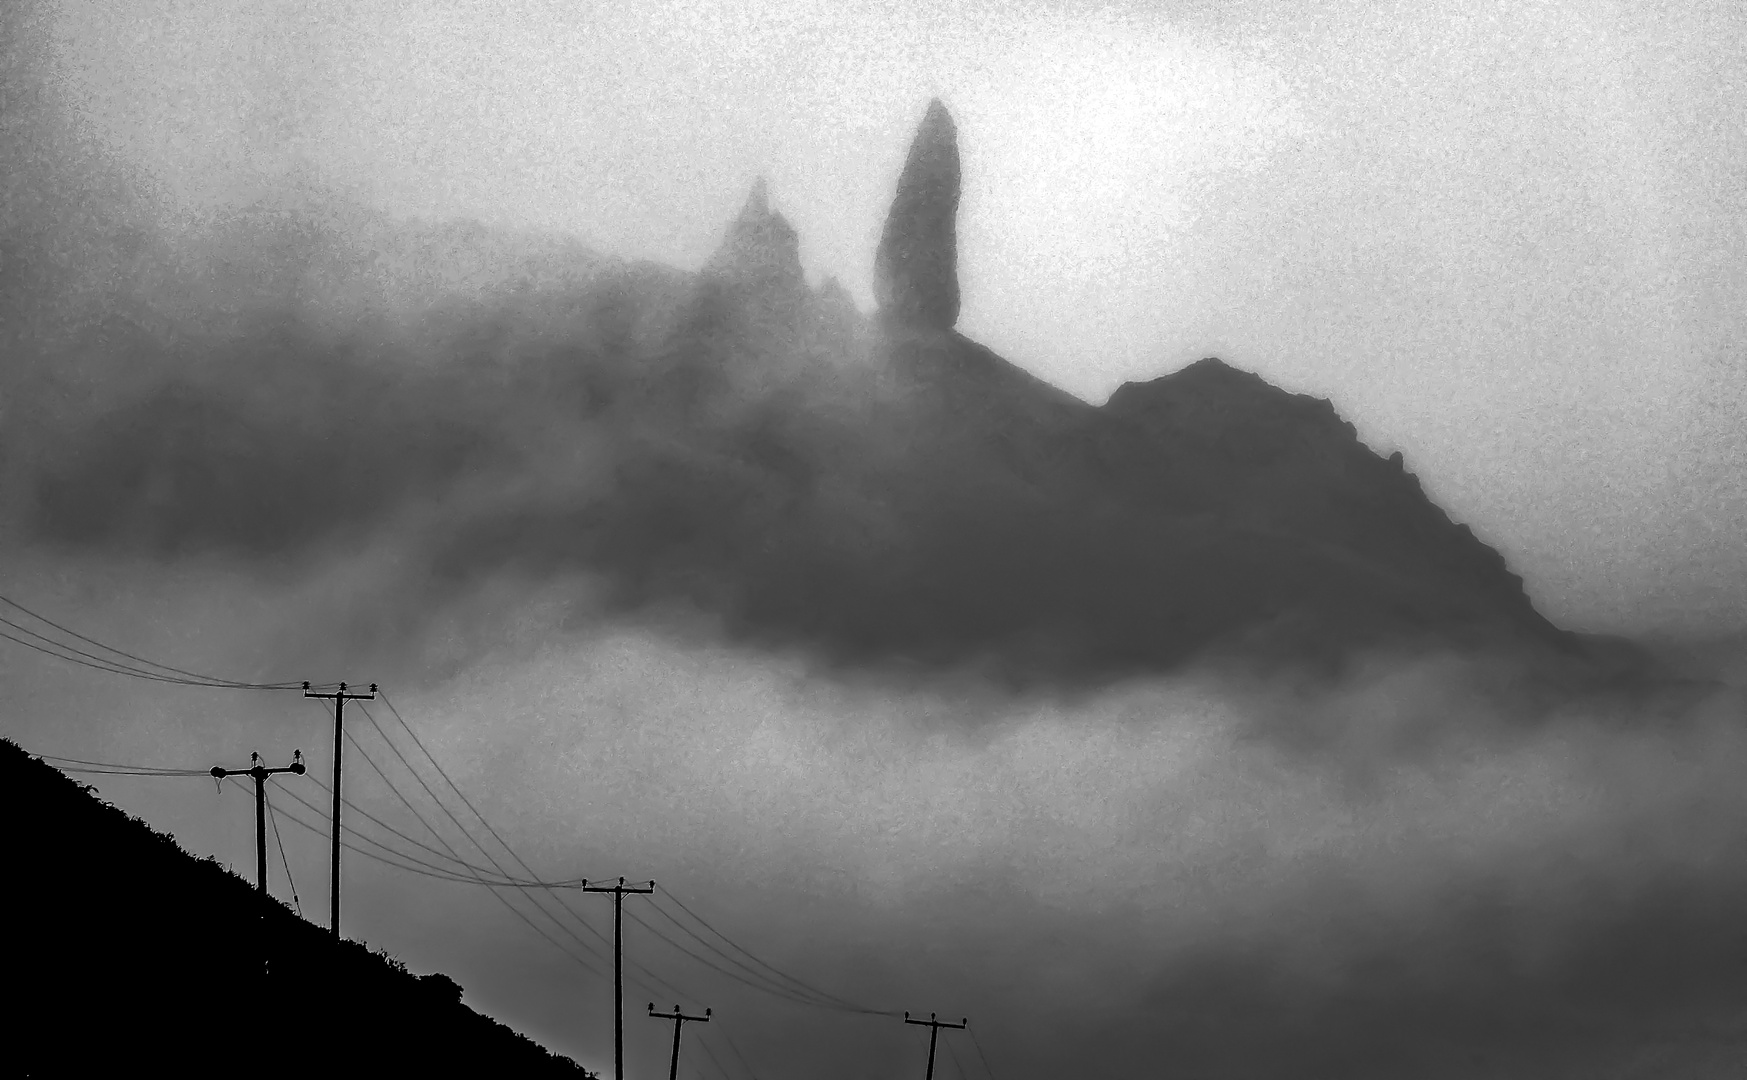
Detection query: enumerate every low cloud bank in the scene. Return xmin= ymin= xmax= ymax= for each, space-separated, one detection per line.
xmin=6 ymin=554 xmax=1741 ymax=1077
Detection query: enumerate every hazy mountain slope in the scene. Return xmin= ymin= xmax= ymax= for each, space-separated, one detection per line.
xmin=7 ymin=100 xmax=1634 ymax=687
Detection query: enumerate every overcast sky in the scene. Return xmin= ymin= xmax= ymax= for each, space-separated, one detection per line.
xmin=10 ymin=3 xmax=1747 ymax=1075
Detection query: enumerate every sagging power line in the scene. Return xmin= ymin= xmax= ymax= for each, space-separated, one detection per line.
xmin=14 ymin=642 xmax=992 ymax=1073
xmin=0 ymin=593 xmax=327 ymax=691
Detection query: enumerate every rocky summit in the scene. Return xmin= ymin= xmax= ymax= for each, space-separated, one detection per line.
xmin=704 ymin=176 xmax=806 ymax=299
xmin=24 ymin=98 xmax=1649 ymax=687
xmin=700 ymin=176 xmax=809 ymax=336
xmin=874 ymin=99 xmax=961 ymax=331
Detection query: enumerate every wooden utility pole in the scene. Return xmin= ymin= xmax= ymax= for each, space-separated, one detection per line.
xmin=210 ymin=750 xmax=306 ymax=893
xmin=303 ymin=681 xmax=376 ymax=938
xmin=583 ymin=877 xmax=655 ymax=1080
xmin=647 ymin=1002 xmax=710 ymax=1080
xmin=903 ymin=1012 xmax=968 ymax=1080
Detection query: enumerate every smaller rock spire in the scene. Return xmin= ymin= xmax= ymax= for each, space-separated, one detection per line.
xmin=705 ymin=176 xmax=804 ymax=297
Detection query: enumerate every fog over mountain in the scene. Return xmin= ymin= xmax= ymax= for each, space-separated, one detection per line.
xmin=4 ymin=1 xmax=1747 ymax=1076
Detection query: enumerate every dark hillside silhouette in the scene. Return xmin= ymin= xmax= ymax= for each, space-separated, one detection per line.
xmin=1 ymin=739 xmax=591 ymax=1077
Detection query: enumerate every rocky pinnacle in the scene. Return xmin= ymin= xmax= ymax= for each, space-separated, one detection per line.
xmin=874 ymin=99 xmax=961 ymax=331
xmin=706 ymin=175 xmax=805 ymax=298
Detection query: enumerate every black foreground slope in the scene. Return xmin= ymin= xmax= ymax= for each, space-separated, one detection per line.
xmin=0 ymin=739 xmax=591 ymax=1078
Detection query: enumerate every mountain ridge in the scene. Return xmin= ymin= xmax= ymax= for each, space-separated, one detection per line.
xmin=10 ymin=99 xmax=1646 ymax=688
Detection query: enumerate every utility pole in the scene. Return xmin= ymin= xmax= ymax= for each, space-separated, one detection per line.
xmin=583 ymin=876 xmax=655 ymax=1080
xmin=210 ymin=750 xmax=306 ymax=893
xmin=647 ymin=1003 xmax=710 ymax=1080
xmin=211 ymin=750 xmax=306 ymax=978
xmin=304 ymin=681 xmax=376 ymax=939
xmin=903 ymin=1012 xmax=968 ymax=1080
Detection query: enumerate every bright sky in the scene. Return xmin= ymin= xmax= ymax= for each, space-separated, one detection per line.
xmin=37 ymin=0 xmax=1747 ymax=636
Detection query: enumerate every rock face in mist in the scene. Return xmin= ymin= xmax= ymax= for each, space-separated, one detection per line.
xmin=1098 ymin=358 xmax=1552 ymax=634
xmin=874 ymin=99 xmax=961 ymax=331
xmin=703 ymin=177 xmax=806 ymax=303
xmin=20 ymin=98 xmax=1607 ymax=686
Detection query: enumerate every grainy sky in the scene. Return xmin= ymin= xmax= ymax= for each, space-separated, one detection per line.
xmin=10 ymin=4 xmax=1747 ymax=1074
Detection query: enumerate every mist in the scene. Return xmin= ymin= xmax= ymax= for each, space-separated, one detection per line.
xmin=6 ymin=0 xmax=1747 ymax=1075
xmin=3 ymin=548 xmax=1746 ymax=1076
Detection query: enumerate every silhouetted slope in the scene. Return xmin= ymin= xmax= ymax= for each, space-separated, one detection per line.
xmin=0 ymin=739 xmax=590 ymax=1078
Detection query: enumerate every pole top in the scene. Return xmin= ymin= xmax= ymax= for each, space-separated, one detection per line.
xmin=210 ymin=766 xmax=225 ymax=778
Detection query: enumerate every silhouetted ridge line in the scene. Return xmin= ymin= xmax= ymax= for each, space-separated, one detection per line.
xmin=2 ymin=737 xmax=592 ymax=1075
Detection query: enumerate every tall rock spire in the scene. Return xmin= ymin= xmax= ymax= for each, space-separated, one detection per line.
xmin=874 ymin=99 xmax=961 ymax=331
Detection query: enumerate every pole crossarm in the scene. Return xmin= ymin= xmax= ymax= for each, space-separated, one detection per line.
xmin=304 ymin=680 xmax=376 ymax=939
xmin=648 ymin=1002 xmax=711 ymax=1080
xmin=210 ymin=751 xmax=307 ymax=895
xmin=903 ymin=1012 xmax=969 ymax=1080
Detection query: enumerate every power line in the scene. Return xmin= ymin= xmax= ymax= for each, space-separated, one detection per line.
xmin=268 ymin=776 xmax=488 ymax=880
xmin=625 ymin=905 xmax=872 ymax=1014
xmin=45 ymin=763 xmax=210 ymax=778
xmin=260 ymin=777 xmax=535 ymax=885
xmin=0 ymin=594 xmax=325 ymax=690
xmin=0 ymin=624 xmax=212 ymax=685
xmin=651 ymin=889 xmax=898 ymax=1016
xmin=38 ymin=741 xmax=895 ymax=1015
xmin=37 ymin=753 xmax=207 ymax=774
xmin=313 ymin=704 xmax=694 ymax=1008
xmin=264 ymin=785 xmax=302 ymax=917
xmin=641 ymin=897 xmax=837 ymax=1001
xmin=691 ymin=1031 xmax=735 ymax=1080
xmin=244 ymin=777 xmax=613 ymax=968
xmin=348 ymin=703 xmax=627 ymax=970
xmin=314 ymin=706 xmax=700 ymax=1010
xmin=367 ymin=696 xmax=692 ymax=1000
xmin=30 ymin=736 xmax=1008 ymax=1074
xmin=968 ymin=1024 xmax=1003 ymax=1080
xmin=326 ymin=732 xmax=588 ymax=887
xmin=720 ymin=1030 xmax=759 ymax=1080
xmin=943 ymin=1029 xmax=969 ymax=1079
